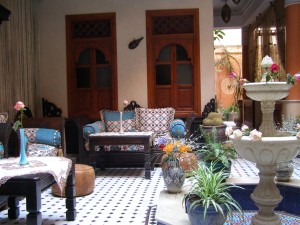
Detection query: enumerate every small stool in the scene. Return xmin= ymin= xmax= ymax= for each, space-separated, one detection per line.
xmin=52 ymin=164 xmax=95 ymax=197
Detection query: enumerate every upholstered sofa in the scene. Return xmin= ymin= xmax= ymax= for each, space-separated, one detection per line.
xmin=78 ymin=107 xmax=186 ymax=168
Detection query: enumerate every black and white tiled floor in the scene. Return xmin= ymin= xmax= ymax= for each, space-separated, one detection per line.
xmin=0 ymin=168 xmax=164 ymax=225
xmin=0 ymin=158 xmax=300 ymax=225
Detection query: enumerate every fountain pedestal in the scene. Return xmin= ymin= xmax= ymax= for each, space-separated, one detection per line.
xmin=251 ymin=164 xmax=282 ymax=225
xmin=231 ymin=82 xmax=300 ymax=225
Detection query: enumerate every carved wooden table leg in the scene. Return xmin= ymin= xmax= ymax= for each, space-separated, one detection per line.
xmin=65 ymin=163 xmax=77 ymax=221
xmin=26 ymin=183 xmax=42 ymax=225
xmin=7 ymin=196 xmax=20 ymax=219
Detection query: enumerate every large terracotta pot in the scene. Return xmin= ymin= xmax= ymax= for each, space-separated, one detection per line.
xmin=201 ymin=124 xmax=227 ymax=142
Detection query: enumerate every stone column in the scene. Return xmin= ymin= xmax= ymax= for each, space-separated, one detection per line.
xmin=283 ymin=0 xmax=300 ymax=115
xmin=286 ymin=0 xmax=300 ymax=99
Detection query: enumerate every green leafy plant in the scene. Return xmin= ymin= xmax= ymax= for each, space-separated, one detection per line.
xmin=213 ymin=29 xmax=225 ymax=42
xmin=183 ymin=162 xmax=243 ymax=221
xmin=197 ymin=127 xmax=236 ymax=168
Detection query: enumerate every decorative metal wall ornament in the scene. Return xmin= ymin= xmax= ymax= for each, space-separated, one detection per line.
xmin=232 ymin=0 xmax=241 ymax=4
xmin=221 ymin=3 xmax=231 ymax=23
xmin=0 ymin=4 xmax=11 ymax=25
xmin=128 ymin=37 xmax=144 ymax=49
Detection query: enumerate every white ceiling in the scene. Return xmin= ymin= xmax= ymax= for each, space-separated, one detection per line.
xmin=213 ymin=0 xmax=271 ymax=28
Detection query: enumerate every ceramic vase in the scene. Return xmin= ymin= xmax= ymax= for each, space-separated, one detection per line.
xmin=162 ymin=159 xmax=185 ymax=193
xmin=19 ymin=128 xmax=28 ymax=165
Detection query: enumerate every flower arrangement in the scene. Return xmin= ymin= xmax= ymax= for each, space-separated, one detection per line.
xmin=158 ymin=137 xmax=193 ymax=165
xmin=13 ymin=101 xmax=26 ymax=131
xmin=260 ymin=55 xmax=300 ymax=84
xmin=226 ymin=124 xmax=300 ymax=141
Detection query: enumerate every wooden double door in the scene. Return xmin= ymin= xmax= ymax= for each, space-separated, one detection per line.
xmin=66 ymin=13 xmax=117 ymax=119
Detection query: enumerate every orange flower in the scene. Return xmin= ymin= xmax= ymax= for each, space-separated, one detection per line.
xmin=179 ymin=145 xmax=187 ymax=153
xmin=164 ymin=143 xmax=174 ymax=154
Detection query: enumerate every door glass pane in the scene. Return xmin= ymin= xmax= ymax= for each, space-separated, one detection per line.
xmin=96 ymin=67 xmax=111 ymax=87
xmin=96 ymin=49 xmax=108 ymax=64
xmin=76 ymin=68 xmax=90 ymax=88
xmin=158 ymin=46 xmax=171 ymax=61
xmin=156 ymin=65 xmax=171 ymax=85
xmin=176 ymin=45 xmax=189 ymax=61
xmin=177 ymin=64 xmax=192 ymax=84
xmin=78 ymin=49 xmax=90 ymax=65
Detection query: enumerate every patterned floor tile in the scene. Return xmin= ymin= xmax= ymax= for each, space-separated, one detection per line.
xmin=0 ymin=158 xmax=300 ymax=225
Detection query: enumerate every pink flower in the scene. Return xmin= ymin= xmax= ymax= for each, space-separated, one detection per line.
xmin=249 ymin=129 xmax=262 ymax=141
xmin=239 ymin=79 xmax=248 ymax=85
xmin=14 ymin=101 xmax=25 ymax=111
xmin=297 ymin=123 xmax=300 ymax=130
xmin=294 ymin=73 xmax=300 ymax=81
xmin=270 ymin=64 xmax=279 ymax=74
xmin=123 ymin=100 xmax=129 ymax=106
xmin=229 ymin=72 xmax=237 ymax=79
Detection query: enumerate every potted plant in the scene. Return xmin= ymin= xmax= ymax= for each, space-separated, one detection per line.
xmin=183 ymin=162 xmax=243 ymax=225
xmin=201 ymin=112 xmax=227 ymax=142
xmin=197 ymin=126 xmax=237 ymax=173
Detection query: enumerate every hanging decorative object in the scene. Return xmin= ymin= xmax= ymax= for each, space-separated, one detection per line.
xmin=128 ymin=37 xmax=143 ymax=49
xmin=232 ymin=0 xmax=241 ymax=4
xmin=221 ymin=2 xmax=231 ymax=23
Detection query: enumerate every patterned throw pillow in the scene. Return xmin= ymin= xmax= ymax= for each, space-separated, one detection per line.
xmin=0 ymin=112 xmax=8 ymax=123
xmin=102 ymin=110 xmax=136 ymax=132
xmin=24 ymin=128 xmax=61 ymax=147
xmin=0 ymin=142 xmax=4 ymax=159
xmin=135 ymin=107 xmax=175 ymax=135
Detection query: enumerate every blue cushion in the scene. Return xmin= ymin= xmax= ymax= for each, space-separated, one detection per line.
xmin=170 ymin=119 xmax=186 ymax=139
xmin=35 ymin=128 xmax=61 ymax=147
xmin=83 ymin=121 xmax=106 ymax=139
xmin=104 ymin=110 xmax=135 ymax=121
xmin=0 ymin=142 xmax=4 ymax=159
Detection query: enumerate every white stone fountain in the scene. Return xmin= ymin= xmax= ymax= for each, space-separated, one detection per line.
xmin=231 ymin=82 xmax=300 ymax=225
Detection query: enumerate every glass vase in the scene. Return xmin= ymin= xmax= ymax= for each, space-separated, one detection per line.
xmin=19 ymin=128 xmax=28 ymax=165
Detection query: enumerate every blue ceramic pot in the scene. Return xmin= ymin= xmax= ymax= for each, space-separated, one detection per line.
xmin=185 ymin=196 xmax=228 ymax=225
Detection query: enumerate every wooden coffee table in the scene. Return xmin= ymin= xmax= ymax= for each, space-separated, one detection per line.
xmin=88 ymin=132 xmax=154 ymax=179
xmin=0 ymin=159 xmax=76 ymax=225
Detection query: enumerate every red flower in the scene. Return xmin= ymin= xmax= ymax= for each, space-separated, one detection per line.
xmin=270 ymin=64 xmax=279 ymax=74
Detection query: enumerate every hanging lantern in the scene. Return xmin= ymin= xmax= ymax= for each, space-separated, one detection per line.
xmin=221 ymin=3 xmax=231 ymax=23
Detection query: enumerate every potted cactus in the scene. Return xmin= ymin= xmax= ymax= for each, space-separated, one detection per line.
xmin=201 ymin=112 xmax=227 ymax=142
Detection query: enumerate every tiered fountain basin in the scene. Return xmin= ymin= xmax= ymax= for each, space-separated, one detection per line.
xmin=242 ymin=82 xmax=293 ymax=101
xmin=232 ymin=136 xmax=299 ymax=166
xmin=230 ymin=82 xmax=300 ymax=225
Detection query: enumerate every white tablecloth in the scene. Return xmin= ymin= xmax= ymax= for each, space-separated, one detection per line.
xmin=0 ymin=157 xmax=72 ymax=190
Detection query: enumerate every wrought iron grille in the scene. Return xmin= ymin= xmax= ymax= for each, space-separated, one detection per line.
xmin=152 ymin=15 xmax=194 ymax=35
xmin=72 ymin=19 xmax=111 ymax=38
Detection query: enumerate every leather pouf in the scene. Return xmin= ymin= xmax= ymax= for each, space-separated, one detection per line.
xmin=52 ymin=164 xmax=95 ymax=197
